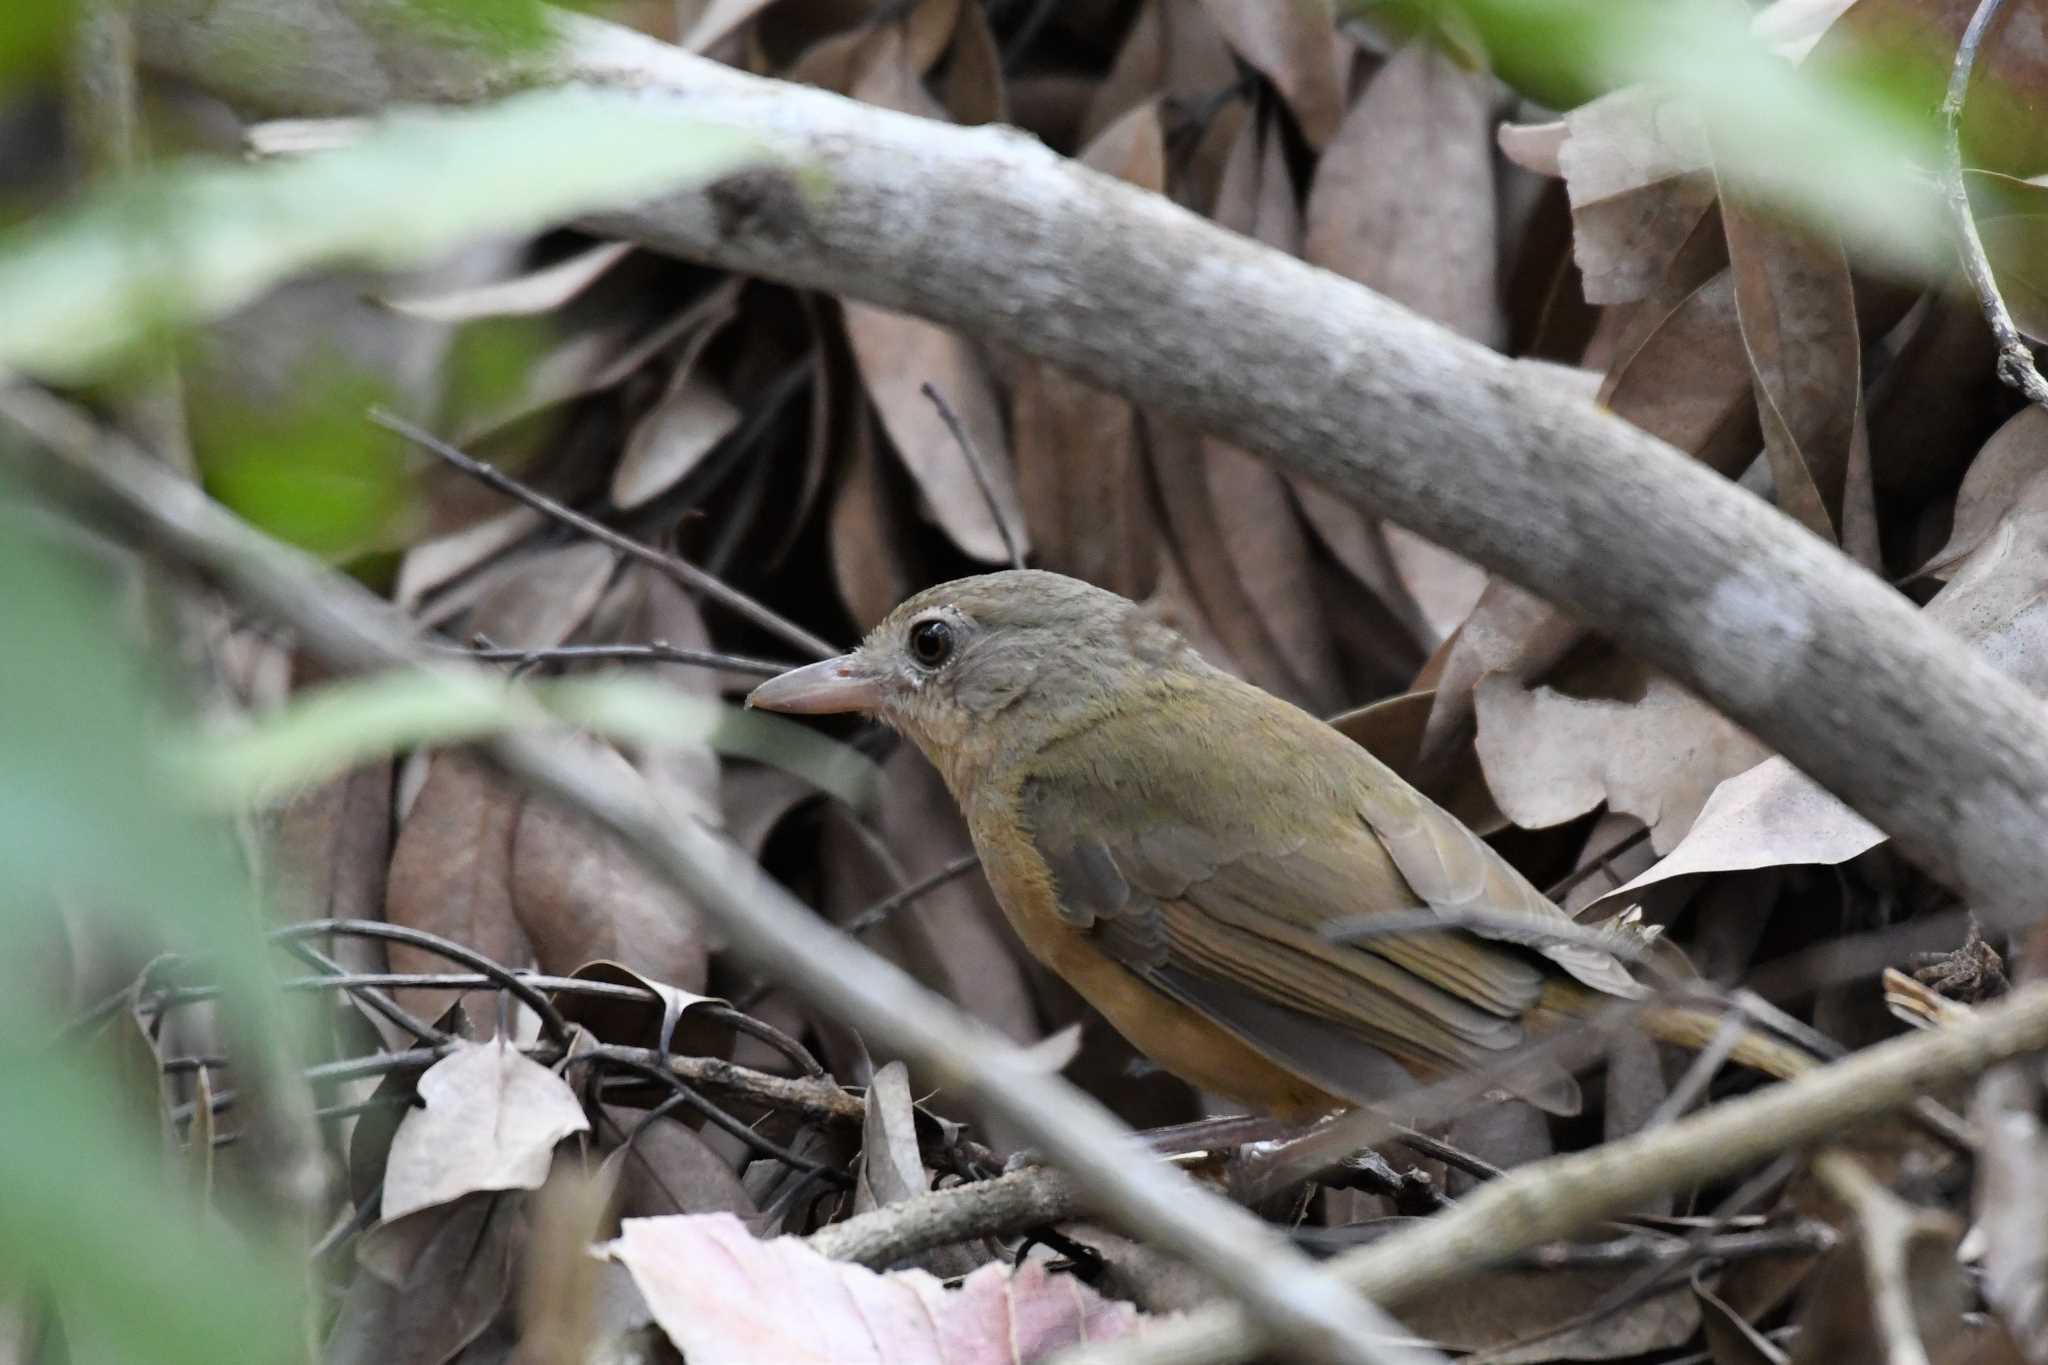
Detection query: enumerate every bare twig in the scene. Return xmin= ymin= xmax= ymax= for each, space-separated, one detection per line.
xmin=920 ymin=381 xmax=1024 ymax=570
xmin=842 ymin=852 xmax=983 ymax=937
xmin=457 ymin=640 xmax=796 ymax=679
xmin=1939 ymin=0 xmax=2048 ymax=408
xmin=809 ymin=1164 xmax=1081 ymax=1267
xmin=1064 ymin=978 xmax=2048 ymax=1365
xmin=8 ymin=392 xmax=1436 ymax=1365
xmin=367 ymin=408 xmax=839 ymax=661
xmin=1812 ymin=1152 xmax=1955 ymax=1365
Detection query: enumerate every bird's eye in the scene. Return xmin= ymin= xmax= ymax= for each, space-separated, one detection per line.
xmin=908 ymin=618 xmax=955 ymax=668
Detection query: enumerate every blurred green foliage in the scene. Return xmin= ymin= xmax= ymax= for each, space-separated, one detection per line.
xmin=0 ymin=493 xmax=303 ymax=1363
xmin=198 ymin=365 xmax=411 ymax=561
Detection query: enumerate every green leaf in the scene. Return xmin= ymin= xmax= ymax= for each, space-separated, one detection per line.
xmin=0 ymin=497 xmax=302 ymax=1363
xmin=0 ymin=87 xmax=765 ymax=381
xmin=176 ymin=669 xmax=879 ymax=812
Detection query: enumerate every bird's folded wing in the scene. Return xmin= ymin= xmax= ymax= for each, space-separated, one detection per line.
xmin=1016 ymin=762 xmax=1586 ymax=1112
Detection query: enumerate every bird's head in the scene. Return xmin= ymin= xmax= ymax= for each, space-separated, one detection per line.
xmin=747 ymin=569 xmax=1200 ymax=793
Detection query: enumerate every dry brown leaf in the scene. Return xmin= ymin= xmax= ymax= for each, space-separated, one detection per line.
xmin=840 ymin=28 xmax=1026 ymax=565
xmin=385 ymin=754 xmax=529 ymax=1027
xmin=1416 ymin=577 xmax=1577 ymax=769
xmin=1382 ymin=525 xmax=1489 ymax=646
xmin=378 ymin=241 xmax=635 ymax=322
xmin=942 ymin=0 xmax=1005 ymax=126
xmin=465 ymin=540 xmax=620 ymax=650
xmin=1306 ymin=37 xmax=1504 ymax=347
xmin=607 ymin=1213 xmax=1147 ymax=1364
xmin=1920 ymin=406 xmax=2048 ymax=578
xmin=1720 ymin=198 xmax=1875 ymax=558
xmin=1968 ymin=171 xmax=2048 ymax=340
xmin=272 ymin=760 xmax=391 ymax=923
xmin=1473 ymin=669 xmax=1771 ymax=854
xmin=453 ymin=297 xmax=704 ymax=446
xmin=1556 ymin=86 xmax=1716 ymax=305
xmin=1598 ymin=268 xmax=1761 ymax=472
xmin=841 ymin=298 xmax=1024 ymax=565
xmin=510 ymin=747 xmax=712 ymax=995
xmin=331 ymin=1192 xmax=524 ymax=1365
xmin=1376 ymin=1238 xmax=1698 ymax=1357
xmin=394 ymin=505 xmax=542 ymax=612
xmin=612 ymin=354 xmax=743 ymax=511
xmin=382 ymin=1040 xmax=589 ymax=1221
xmin=1197 ymin=0 xmax=1343 ymax=148
xmin=602 ymin=1104 xmax=759 ymax=1222
xmin=830 ymin=403 xmax=923 ymax=630
xmin=854 ymin=1061 xmax=977 ymax=1281
xmin=1200 ymin=112 xmax=1342 ymax=710
xmin=1012 ymin=99 xmax=1161 ymax=598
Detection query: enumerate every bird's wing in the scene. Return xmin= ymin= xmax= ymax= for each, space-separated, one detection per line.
xmin=1013 ymin=678 xmax=1611 ymax=1112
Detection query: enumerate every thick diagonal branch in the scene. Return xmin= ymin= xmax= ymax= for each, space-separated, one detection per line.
xmin=133 ymin=1 xmax=2048 ymax=922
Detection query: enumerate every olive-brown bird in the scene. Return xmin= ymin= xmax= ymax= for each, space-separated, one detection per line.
xmin=748 ymin=570 xmax=1809 ymax=1118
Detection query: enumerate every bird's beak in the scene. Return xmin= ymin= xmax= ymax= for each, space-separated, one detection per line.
xmin=745 ymin=654 xmax=886 ymax=715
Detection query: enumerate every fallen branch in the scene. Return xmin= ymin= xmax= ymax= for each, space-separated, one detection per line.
xmin=808 ymin=1165 xmax=1081 ymax=1268
xmin=0 ymin=389 xmax=1436 ymax=1365
xmin=1060 ymin=977 xmax=2048 ymax=1365
xmin=131 ymin=1 xmax=2048 ymax=924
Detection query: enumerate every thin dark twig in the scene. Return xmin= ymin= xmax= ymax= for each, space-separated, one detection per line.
xmin=919 ymin=382 xmax=1024 ymax=570
xmin=1940 ymin=0 xmax=2048 ymax=408
xmin=272 ymin=919 xmax=573 ymax=1047
xmin=368 ymin=408 xmax=839 ymax=659
xmin=843 ymin=853 xmax=984 ymax=937
xmin=1543 ymin=825 xmax=1654 ymax=902
xmin=1643 ymin=1008 xmax=1748 ymax=1131
xmin=279 ymin=937 xmax=450 ymax=1047
xmin=456 ymin=640 xmax=797 ymax=679
xmin=1000 ymin=0 xmax=1062 ymax=72
xmin=575 ymin=1051 xmax=854 ymax=1187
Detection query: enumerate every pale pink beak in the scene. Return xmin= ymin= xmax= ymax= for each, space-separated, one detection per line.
xmin=746 ymin=654 xmax=886 ymax=715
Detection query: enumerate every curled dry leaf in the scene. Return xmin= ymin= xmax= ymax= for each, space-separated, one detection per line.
xmin=1586 ymin=755 xmax=1884 ymax=917
xmin=606 ymin=1213 xmax=1148 ymax=1365
xmin=553 ymin=960 xmax=734 ymax=1060
xmin=1197 ymin=0 xmax=1344 ymax=148
xmin=1919 ymin=406 xmax=2048 ymax=579
xmin=1473 ymin=669 xmax=1770 ymax=855
xmin=382 ymin=1040 xmax=590 ymax=1221
xmin=378 ymin=240 xmax=636 ymax=322
xmin=1556 ymin=86 xmax=1715 ymax=306
xmin=1719 ymin=196 xmax=1875 ymax=559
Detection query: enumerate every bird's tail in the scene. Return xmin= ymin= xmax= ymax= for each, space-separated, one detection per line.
xmin=1538 ymin=980 xmax=1818 ymax=1082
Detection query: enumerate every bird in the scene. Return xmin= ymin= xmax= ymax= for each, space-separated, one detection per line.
xmin=747 ymin=569 xmax=1811 ymax=1119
